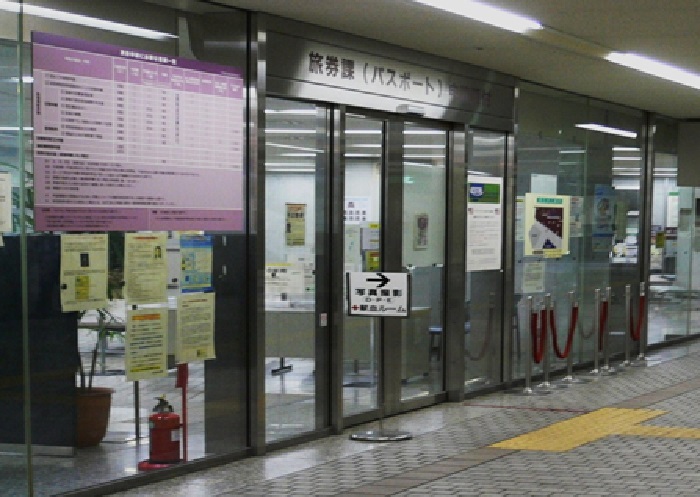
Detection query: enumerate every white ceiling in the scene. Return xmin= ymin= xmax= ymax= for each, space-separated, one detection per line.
xmin=204 ymin=0 xmax=700 ymax=119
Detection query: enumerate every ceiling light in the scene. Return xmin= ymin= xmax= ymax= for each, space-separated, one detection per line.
xmin=267 ymin=142 xmax=322 ymax=153
xmin=266 ymin=129 xmax=316 ymax=134
xmin=613 ymin=146 xmax=640 ymax=152
xmin=412 ymin=0 xmax=542 ymax=34
xmin=606 ymin=52 xmax=700 ymax=90
xmin=346 ymin=129 xmax=382 ymax=135
xmin=559 ymin=149 xmax=586 ymax=154
xmin=265 ymin=109 xmax=317 ymax=115
xmin=575 ymin=123 xmax=637 ymax=139
xmin=0 ymin=1 xmax=177 ymax=40
xmin=613 ymin=156 xmax=640 ymax=161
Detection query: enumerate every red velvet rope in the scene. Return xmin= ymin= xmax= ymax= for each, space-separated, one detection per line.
xmin=598 ymin=300 xmax=609 ymax=351
xmin=550 ymin=305 xmax=578 ymax=359
xmin=530 ymin=309 xmax=547 ymax=364
xmin=629 ymin=295 xmax=646 ymax=341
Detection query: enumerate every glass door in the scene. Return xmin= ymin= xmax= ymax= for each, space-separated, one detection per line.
xmin=342 ymin=114 xmax=383 ymax=417
xmin=342 ymin=112 xmax=448 ymax=420
xmin=264 ymin=97 xmax=329 ymax=442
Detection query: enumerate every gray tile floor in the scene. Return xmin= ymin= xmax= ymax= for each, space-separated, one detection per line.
xmin=104 ymin=339 xmax=700 ymax=496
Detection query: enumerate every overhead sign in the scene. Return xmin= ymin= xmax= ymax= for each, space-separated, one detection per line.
xmin=346 ymin=272 xmax=410 ymax=318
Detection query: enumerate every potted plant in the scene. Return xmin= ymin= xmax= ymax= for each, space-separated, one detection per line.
xmin=75 ymin=308 xmax=117 ymax=448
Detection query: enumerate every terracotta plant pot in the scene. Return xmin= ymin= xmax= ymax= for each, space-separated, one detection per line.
xmin=75 ymin=387 xmax=114 ymax=448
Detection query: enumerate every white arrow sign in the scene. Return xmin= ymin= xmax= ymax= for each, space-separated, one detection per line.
xmin=346 ymin=272 xmax=410 ymax=317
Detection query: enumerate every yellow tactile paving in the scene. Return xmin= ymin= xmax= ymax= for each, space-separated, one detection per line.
xmin=490 ymin=408 xmax=666 ymax=452
xmin=618 ymin=425 xmax=700 ymax=439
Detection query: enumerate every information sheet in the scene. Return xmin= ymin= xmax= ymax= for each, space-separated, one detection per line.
xmin=569 ymin=196 xmax=584 ymax=238
xmin=60 ymin=233 xmax=108 ymax=311
xmin=285 ymin=203 xmax=306 ymax=246
xmin=592 ymin=184 xmax=615 ymax=253
xmin=124 ymin=232 xmax=168 ymax=304
xmin=522 ymin=261 xmax=545 ymax=294
xmin=0 ymin=172 xmax=11 ymax=232
xmin=524 ymin=193 xmax=570 ymax=259
xmin=32 ymin=32 xmax=244 ymax=232
xmin=125 ymin=308 xmax=168 ymax=381
xmin=180 ymin=234 xmax=213 ymax=293
xmin=344 ymin=196 xmax=370 ymax=224
xmin=177 ymin=292 xmax=215 ymax=363
xmin=466 ymin=176 xmax=503 ymax=271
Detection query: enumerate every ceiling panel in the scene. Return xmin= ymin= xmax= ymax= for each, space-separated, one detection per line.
xmin=207 ymin=0 xmax=700 ymax=118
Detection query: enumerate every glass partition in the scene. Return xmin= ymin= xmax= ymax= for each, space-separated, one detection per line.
xmin=465 ymin=129 xmax=506 ymax=390
xmin=647 ymin=119 xmax=694 ymax=345
xmin=0 ymin=5 xmax=26 ymax=495
xmin=1 ymin=2 xmax=250 ymax=494
xmin=515 ymin=84 xmax=645 ymax=379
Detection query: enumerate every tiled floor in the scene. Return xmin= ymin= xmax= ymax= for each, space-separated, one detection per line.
xmin=103 ymin=339 xmax=700 ymax=496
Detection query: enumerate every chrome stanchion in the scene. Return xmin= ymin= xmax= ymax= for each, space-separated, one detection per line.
xmin=555 ymin=291 xmax=591 ymax=386
xmin=631 ymin=282 xmax=648 ymax=367
xmin=618 ymin=284 xmax=633 ymax=369
xmin=510 ymin=296 xmax=550 ymax=396
xmin=585 ymin=289 xmax=602 ymax=377
xmin=600 ymin=287 xmax=617 ymax=376
xmin=536 ymin=294 xmax=556 ymax=391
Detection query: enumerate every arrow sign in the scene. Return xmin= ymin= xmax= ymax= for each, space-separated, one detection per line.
xmin=347 ymin=272 xmax=410 ymax=318
xmin=367 ymin=273 xmax=390 ymax=287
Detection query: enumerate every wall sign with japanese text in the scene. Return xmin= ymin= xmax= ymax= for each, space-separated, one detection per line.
xmin=32 ymin=32 xmax=244 ymax=231
xmin=347 ymin=272 xmax=410 ymax=318
xmin=268 ymin=32 xmax=513 ymax=117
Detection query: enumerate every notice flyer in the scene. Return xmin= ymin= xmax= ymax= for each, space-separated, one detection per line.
xmin=466 ymin=176 xmax=503 ymax=271
xmin=285 ymin=203 xmax=306 ymax=246
xmin=344 ymin=196 xmax=370 ymax=224
xmin=0 ymin=171 xmax=11 ymax=232
xmin=524 ymin=193 xmax=570 ymax=259
xmin=124 ymin=232 xmax=168 ymax=305
xmin=125 ymin=308 xmax=168 ymax=381
xmin=569 ymin=196 xmax=584 ymax=238
xmin=177 ymin=292 xmax=216 ymax=363
xmin=180 ymin=234 xmax=213 ymax=293
xmin=60 ymin=233 xmax=108 ymax=312
xmin=522 ymin=261 xmax=545 ymax=294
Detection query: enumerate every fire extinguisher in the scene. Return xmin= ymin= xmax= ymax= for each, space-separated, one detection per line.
xmin=148 ymin=396 xmax=181 ymax=464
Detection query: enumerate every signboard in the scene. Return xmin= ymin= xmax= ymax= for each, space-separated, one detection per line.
xmin=524 ymin=193 xmax=570 ymax=258
xmin=32 ymin=32 xmax=244 ymax=231
xmin=267 ymin=32 xmax=514 ymax=118
xmin=347 ymin=272 xmax=410 ymax=317
xmin=124 ymin=232 xmax=168 ymax=304
xmin=180 ymin=234 xmax=213 ymax=293
xmin=466 ymin=176 xmax=503 ymax=271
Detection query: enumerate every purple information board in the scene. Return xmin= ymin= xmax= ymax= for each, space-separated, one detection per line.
xmin=32 ymin=32 xmax=245 ymax=231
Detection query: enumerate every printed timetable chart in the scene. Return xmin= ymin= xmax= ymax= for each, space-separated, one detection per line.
xmin=32 ymin=32 xmax=244 ymax=231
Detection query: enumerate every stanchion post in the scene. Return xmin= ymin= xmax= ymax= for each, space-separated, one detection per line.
xmin=601 ymin=287 xmax=617 ymax=375
xmin=632 ymin=282 xmax=648 ymax=366
xmin=622 ymin=284 xmax=632 ymax=367
xmin=555 ymin=291 xmax=590 ymax=386
xmin=537 ymin=294 xmax=553 ymax=390
xmin=524 ymin=296 xmax=534 ymax=393
xmin=589 ymin=289 xmax=601 ymax=376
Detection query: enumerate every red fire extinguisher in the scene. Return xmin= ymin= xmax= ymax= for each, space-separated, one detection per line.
xmin=148 ymin=396 xmax=181 ymax=464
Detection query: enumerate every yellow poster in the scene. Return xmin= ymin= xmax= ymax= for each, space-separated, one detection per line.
xmin=285 ymin=203 xmax=306 ymax=246
xmin=124 ymin=232 xmax=168 ymax=305
xmin=60 ymin=233 xmax=108 ymax=312
xmin=176 ymin=292 xmax=216 ymax=363
xmin=125 ymin=308 xmax=168 ymax=381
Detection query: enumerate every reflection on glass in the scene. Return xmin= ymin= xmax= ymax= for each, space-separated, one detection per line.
xmin=400 ymin=123 xmax=446 ymax=401
xmin=343 ymin=115 xmax=382 ymax=417
xmin=515 ymin=85 xmax=645 ymax=381
xmin=264 ymin=98 xmax=320 ymax=441
xmin=648 ymin=149 xmax=689 ymax=345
